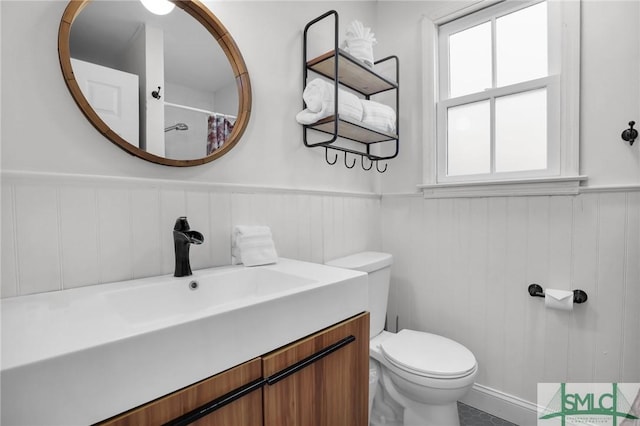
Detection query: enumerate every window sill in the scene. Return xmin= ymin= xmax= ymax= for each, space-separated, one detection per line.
xmin=418 ymin=175 xmax=588 ymax=198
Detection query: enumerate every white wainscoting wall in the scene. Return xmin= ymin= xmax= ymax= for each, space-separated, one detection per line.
xmin=381 ymin=190 xmax=640 ymax=424
xmin=1 ymin=171 xmax=381 ymax=298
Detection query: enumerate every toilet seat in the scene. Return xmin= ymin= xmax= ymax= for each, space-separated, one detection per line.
xmin=380 ymin=330 xmax=477 ymax=379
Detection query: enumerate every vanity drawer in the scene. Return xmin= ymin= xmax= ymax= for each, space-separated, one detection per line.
xmin=97 ymin=358 xmax=263 ymax=426
xmin=262 ymin=312 xmax=369 ymax=426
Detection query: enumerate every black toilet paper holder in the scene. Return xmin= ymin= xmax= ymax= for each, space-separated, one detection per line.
xmin=528 ymin=284 xmax=588 ymax=304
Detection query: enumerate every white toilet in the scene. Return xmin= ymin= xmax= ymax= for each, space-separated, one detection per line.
xmin=326 ymin=252 xmax=478 ymax=426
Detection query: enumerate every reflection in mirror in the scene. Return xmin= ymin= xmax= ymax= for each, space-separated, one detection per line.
xmin=59 ymin=0 xmax=251 ymax=166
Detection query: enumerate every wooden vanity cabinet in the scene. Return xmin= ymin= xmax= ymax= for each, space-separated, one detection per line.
xmin=262 ymin=312 xmax=369 ymax=426
xmin=97 ymin=312 xmax=369 ymax=426
xmin=97 ymin=358 xmax=263 ymax=426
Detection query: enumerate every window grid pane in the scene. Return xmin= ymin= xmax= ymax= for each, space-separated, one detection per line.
xmin=447 ymin=100 xmax=491 ymax=176
xmin=449 ymin=22 xmax=492 ymax=98
xmin=495 ymin=88 xmax=547 ymax=173
xmin=496 ymin=1 xmax=548 ymax=87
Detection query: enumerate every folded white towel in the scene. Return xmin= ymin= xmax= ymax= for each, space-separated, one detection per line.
xmin=344 ymin=20 xmax=377 ymax=67
xmin=232 ymin=225 xmax=278 ymax=267
xmin=296 ymin=78 xmax=364 ymax=125
xmin=361 ymin=100 xmax=396 ymax=133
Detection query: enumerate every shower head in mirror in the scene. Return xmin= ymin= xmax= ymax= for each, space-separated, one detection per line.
xmin=165 ymin=123 xmax=189 ymax=132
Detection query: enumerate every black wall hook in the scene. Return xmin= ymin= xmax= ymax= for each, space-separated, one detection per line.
xmin=361 ymin=156 xmax=373 ymax=171
xmin=325 ymin=147 xmax=338 ymax=165
xmin=344 ymin=152 xmax=356 ymax=168
xmin=621 ymin=121 xmax=637 ymax=145
xmin=376 ymin=161 xmax=388 ymax=173
xmin=152 ymin=86 xmax=162 ymax=100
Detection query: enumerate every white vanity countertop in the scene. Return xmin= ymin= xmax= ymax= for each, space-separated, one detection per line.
xmin=1 ymin=258 xmax=368 ymax=425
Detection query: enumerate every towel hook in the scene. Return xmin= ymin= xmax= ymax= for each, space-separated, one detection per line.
xmin=151 ymin=86 xmax=162 ymax=100
xmin=361 ymin=155 xmax=373 ymax=171
xmin=325 ymin=147 xmax=338 ymax=165
xmin=621 ymin=121 xmax=637 ymax=146
xmin=376 ymin=161 xmax=388 ymax=173
xmin=344 ymin=152 xmax=356 ymax=169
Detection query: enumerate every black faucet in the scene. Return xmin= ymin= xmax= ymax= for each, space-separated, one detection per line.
xmin=173 ymin=217 xmax=204 ymax=277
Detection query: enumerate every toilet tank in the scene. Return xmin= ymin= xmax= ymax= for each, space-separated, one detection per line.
xmin=326 ymin=252 xmax=393 ymax=338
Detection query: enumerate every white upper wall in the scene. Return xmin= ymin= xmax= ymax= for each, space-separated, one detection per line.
xmin=375 ymin=0 xmax=640 ymax=193
xmin=0 ymin=1 xmax=378 ymax=193
xmin=2 ymin=1 xmax=638 ymax=194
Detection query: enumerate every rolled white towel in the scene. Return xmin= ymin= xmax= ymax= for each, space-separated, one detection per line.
xmin=361 ymin=100 xmax=396 ymax=133
xmin=301 ymin=78 xmax=332 ymax=113
xmin=296 ymin=78 xmax=364 ymax=125
xmin=232 ymin=225 xmax=278 ymax=266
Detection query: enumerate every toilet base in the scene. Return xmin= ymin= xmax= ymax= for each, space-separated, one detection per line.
xmin=372 ymin=356 xmax=466 ymax=426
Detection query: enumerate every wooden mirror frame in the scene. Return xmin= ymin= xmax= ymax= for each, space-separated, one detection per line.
xmin=58 ymin=0 xmax=252 ymax=167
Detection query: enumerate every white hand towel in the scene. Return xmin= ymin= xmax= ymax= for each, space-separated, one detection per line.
xmin=343 ymin=20 xmax=377 ymax=67
xmin=232 ymin=226 xmax=278 ymax=266
xmin=295 ymin=78 xmax=364 ymax=125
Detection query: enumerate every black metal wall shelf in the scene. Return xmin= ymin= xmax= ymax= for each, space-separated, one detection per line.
xmin=307 ymin=49 xmax=398 ymax=96
xmin=302 ymin=10 xmax=399 ymax=172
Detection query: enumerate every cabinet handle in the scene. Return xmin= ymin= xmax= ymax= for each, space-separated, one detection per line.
xmin=163 ymin=378 xmax=266 ymax=426
xmin=265 ymin=335 xmax=356 ymax=386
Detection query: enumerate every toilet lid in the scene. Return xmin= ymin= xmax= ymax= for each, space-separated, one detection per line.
xmin=380 ymin=330 xmax=477 ymax=379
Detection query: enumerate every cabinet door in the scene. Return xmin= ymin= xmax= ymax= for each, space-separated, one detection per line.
xmin=262 ymin=312 xmax=369 ymax=426
xmin=98 ymin=358 xmax=263 ymax=426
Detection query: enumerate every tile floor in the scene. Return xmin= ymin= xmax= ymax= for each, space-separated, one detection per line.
xmin=458 ymin=402 xmax=519 ymax=426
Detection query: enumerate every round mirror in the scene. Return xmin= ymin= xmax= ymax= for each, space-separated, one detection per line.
xmin=58 ymin=0 xmax=251 ymax=166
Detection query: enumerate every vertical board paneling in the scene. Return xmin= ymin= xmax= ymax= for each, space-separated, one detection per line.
xmin=434 ymin=199 xmax=455 ymax=337
xmin=160 ymin=189 xmax=187 ymax=275
xmin=1 ymin=185 xmax=18 ymax=297
xmin=381 ymin=190 xmax=640 ymax=406
xmin=502 ymin=197 xmax=529 ymax=396
xmin=465 ymin=197 xmax=489 ymax=386
xmin=413 ymin=199 xmax=439 ymax=335
xmin=97 ymin=188 xmax=132 ymax=284
xmin=343 ymin=197 xmax=364 ymax=254
xmin=405 ymin=197 xmax=425 ymax=332
xmin=208 ymin=192 xmax=232 ymax=266
xmin=393 ymin=197 xmax=421 ymax=331
xmin=276 ymin=194 xmax=299 ymax=259
xmin=294 ymin=195 xmax=323 ymax=264
xmin=523 ymin=196 xmax=550 ymax=401
xmin=59 ymin=186 xmax=100 ymax=289
xmin=380 ymin=196 xmax=413 ymax=332
xmin=448 ymin=198 xmax=472 ymax=348
xmin=568 ymin=193 xmax=599 ymax=381
xmin=14 ymin=185 xmax=61 ymax=295
xmin=4 ymin=176 xmax=381 ymax=298
xmin=485 ymin=197 xmax=508 ymax=391
xmin=621 ymin=192 xmax=640 ymax=380
xmin=594 ymin=192 xmax=627 ymax=381
xmin=543 ymin=196 xmax=573 ymax=383
xmin=130 ymin=187 xmax=162 ymax=279
xmin=185 ymin=190 xmax=213 ymax=271
xmin=322 ymin=196 xmax=344 ymax=261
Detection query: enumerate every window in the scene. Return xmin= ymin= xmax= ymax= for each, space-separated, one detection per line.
xmin=423 ymin=0 xmax=582 ymax=193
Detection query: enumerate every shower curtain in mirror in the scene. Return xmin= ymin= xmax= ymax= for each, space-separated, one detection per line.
xmin=207 ymin=115 xmax=235 ymax=155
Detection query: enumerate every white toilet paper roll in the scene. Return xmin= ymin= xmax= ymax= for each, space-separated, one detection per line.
xmin=545 ymin=289 xmax=574 ymax=311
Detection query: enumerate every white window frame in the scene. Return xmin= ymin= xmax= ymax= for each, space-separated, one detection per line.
xmin=420 ymin=0 xmax=585 ymax=197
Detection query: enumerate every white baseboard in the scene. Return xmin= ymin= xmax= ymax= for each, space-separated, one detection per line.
xmin=460 ymin=383 xmax=538 ymax=426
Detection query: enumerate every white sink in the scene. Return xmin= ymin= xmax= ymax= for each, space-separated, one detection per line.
xmin=107 ymin=267 xmax=317 ymax=324
xmin=1 ymin=258 xmax=367 ymax=425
